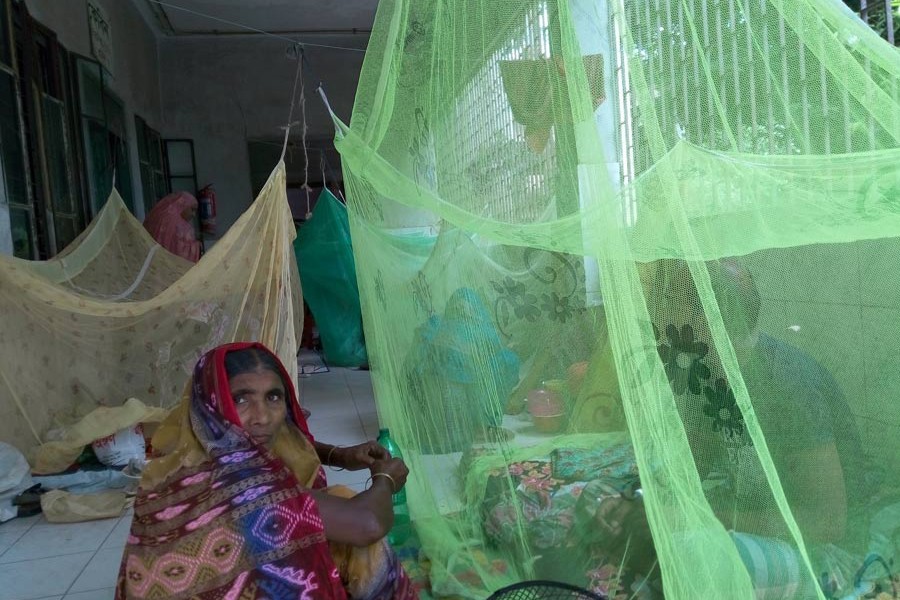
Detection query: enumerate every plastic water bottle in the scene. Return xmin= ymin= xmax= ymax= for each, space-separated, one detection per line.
xmin=376 ymin=428 xmax=410 ymax=545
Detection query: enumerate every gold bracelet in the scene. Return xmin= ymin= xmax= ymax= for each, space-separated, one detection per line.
xmin=326 ymin=446 xmax=345 ymax=471
xmin=369 ymin=472 xmax=397 ymax=493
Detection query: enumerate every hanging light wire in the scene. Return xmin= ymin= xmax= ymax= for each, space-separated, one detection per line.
xmin=145 ymin=0 xmax=369 ymax=52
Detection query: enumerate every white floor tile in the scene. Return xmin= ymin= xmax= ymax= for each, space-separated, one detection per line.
xmin=0 ymin=551 xmax=92 ymax=600
xmin=301 ymin=397 xmax=357 ymax=420
xmin=1 ymin=519 xmax=117 ymax=563
xmin=0 ymin=514 xmax=44 ymax=533
xmin=317 ymin=429 xmax=370 ymax=448
xmin=303 ymin=384 xmax=353 ymax=400
xmin=300 ymin=371 xmax=348 ymax=386
xmin=68 ymin=548 xmax=124 ymax=593
xmin=348 ymin=381 xmax=375 ymax=398
xmin=0 ymin=530 xmax=25 ymax=557
xmin=99 ymin=515 xmax=133 ymax=551
xmin=310 ymin=414 xmax=367 ymax=437
xmin=359 ymin=414 xmax=382 ymax=439
xmin=64 ymin=589 xmax=115 ymax=600
xmin=324 ymin=467 xmax=370 ymax=489
xmin=346 ymin=481 xmax=368 ymax=494
xmin=344 ymin=374 xmax=372 ymax=388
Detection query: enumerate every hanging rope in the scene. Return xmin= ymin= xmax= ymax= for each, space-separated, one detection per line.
xmin=280 ymin=43 xmax=305 ymax=161
xmin=296 ymin=48 xmax=313 ymax=220
xmin=145 ymin=0 xmax=367 ymax=53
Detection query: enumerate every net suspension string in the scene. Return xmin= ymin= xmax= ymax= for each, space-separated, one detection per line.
xmin=144 ymin=0 xmax=367 ymax=53
xmin=281 ymin=45 xmax=345 ymax=215
xmin=144 ymin=0 xmax=348 ymax=213
xmin=280 ymin=45 xmax=316 ymax=219
xmin=296 ymin=50 xmax=345 ymax=202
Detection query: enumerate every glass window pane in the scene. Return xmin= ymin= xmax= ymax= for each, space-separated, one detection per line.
xmin=9 ymin=206 xmax=34 ymax=259
xmin=154 ymin=171 xmax=167 ymax=198
xmin=148 ymin=130 xmax=162 ymax=171
xmin=76 ymin=59 xmax=104 ymax=120
xmin=83 ymin=117 xmax=111 ymax=214
xmin=102 ymin=92 xmax=125 ymax=138
xmin=0 ymin=70 xmax=29 ymax=205
xmin=53 ymin=216 xmax=77 ymax=251
xmin=0 ymin=0 xmax=11 ymax=68
xmin=140 ymin=163 xmax=155 ymax=213
xmin=134 ymin=116 xmax=148 ymax=161
xmin=41 ymin=94 xmax=75 ymax=214
xmin=112 ymin=135 xmax=133 ymax=210
xmin=169 ymin=176 xmax=196 ymax=194
xmin=166 ymin=141 xmax=194 ymax=176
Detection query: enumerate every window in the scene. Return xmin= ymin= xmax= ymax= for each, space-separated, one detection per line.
xmin=135 ymin=115 xmax=167 ymax=213
xmin=0 ymin=0 xmax=35 ymax=258
xmin=76 ymin=56 xmax=133 ymax=215
xmin=0 ymin=0 xmax=10 ymax=67
xmin=2 ymin=4 xmax=87 ymax=257
xmin=163 ymin=139 xmax=203 ymax=252
xmin=0 ymin=66 xmax=33 ymax=257
xmin=434 ymin=2 xmax=559 ymax=224
xmin=164 ymin=139 xmax=197 ymax=195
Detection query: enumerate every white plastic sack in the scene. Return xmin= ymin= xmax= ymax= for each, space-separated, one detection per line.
xmin=0 ymin=442 xmax=33 ymax=522
xmin=92 ymin=424 xmax=145 ymax=467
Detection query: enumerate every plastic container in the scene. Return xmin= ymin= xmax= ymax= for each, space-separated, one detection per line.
xmin=527 ymin=381 xmax=566 ymax=433
xmin=122 ymin=457 xmax=145 ymax=495
xmin=376 ymin=428 xmax=410 ymax=545
xmin=92 ymin=424 xmax=146 ymax=467
xmin=567 ymin=361 xmax=590 ymax=397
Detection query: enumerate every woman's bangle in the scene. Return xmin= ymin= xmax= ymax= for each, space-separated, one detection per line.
xmin=326 ymin=446 xmax=345 ymax=471
xmin=368 ymin=472 xmax=397 ymax=493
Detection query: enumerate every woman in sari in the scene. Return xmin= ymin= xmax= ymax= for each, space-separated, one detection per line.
xmin=117 ymin=342 xmax=417 ymax=599
xmin=143 ymin=191 xmax=202 ymax=262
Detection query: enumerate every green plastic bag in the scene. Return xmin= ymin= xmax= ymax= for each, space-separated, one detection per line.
xmin=294 ymin=189 xmax=367 ymax=367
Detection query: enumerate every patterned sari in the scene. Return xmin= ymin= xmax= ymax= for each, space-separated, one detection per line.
xmin=117 ymin=342 xmax=416 ymax=600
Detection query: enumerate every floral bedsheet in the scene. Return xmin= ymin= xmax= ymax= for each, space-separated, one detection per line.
xmin=474 ymin=443 xmax=661 ymax=598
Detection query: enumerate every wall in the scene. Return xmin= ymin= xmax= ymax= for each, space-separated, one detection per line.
xmin=745 ymin=241 xmax=900 ymax=469
xmin=159 ymin=34 xmax=366 ymax=241
xmin=24 ymin=0 xmax=163 ymax=219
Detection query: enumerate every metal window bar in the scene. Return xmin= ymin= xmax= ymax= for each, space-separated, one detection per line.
xmin=437 ymin=2 xmax=556 ymax=224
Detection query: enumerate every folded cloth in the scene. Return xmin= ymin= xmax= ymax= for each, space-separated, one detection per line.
xmin=41 ymin=489 xmax=127 ymax=523
xmin=550 ymin=442 xmax=637 ymax=484
xmin=34 ymin=469 xmax=130 ymax=494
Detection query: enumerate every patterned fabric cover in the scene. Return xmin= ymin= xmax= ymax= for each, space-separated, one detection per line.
xmin=117 ymin=343 xmax=416 ymax=600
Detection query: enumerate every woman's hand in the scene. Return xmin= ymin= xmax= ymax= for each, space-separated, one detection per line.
xmin=332 ymin=441 xmax=391 ymax=471
xmin=370 ymin=458 xmax=409 ymax=492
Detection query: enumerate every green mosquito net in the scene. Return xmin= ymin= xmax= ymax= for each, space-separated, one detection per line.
xmin=333 ymin=0 xmax=900 ymax=598
xmin=294 ymin=188 xmax=368 ymax=367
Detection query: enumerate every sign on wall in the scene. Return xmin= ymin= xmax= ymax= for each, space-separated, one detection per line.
xmin=87 ymin=1 xmax=113 ymax=76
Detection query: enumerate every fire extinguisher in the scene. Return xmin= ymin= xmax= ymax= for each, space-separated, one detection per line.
xmin=197 ymin=184 xmax=217 ymax=235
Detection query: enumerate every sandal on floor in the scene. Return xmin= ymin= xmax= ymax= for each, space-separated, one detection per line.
xmin=12 ymin=483 xmax=45 ymax=506
xmin=15 ymin=503 xmax=42 ymax=518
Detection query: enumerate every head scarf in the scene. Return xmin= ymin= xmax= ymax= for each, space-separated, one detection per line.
xmin=117 ymin=343 xmax=343 ymax=600
xmin=143 ymin=192 xmax=202 ymax=263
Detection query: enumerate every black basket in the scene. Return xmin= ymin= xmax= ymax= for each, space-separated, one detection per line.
xmin=487 ymin=581 xmax=607 ymax=600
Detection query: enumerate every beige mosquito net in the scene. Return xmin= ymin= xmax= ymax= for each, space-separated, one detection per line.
xmin=0 ymin=163 xmax=302 ymax=468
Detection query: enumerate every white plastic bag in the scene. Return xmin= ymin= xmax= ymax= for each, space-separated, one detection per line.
xmin=92 ymin=424 xmax=146 ymax=467
xmin=0 ymin=442 xmax=33 ymax=522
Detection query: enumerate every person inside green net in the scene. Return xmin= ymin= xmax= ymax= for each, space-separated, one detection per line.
xmin=567 ymin=258 xmax=881 ymax=598
xmin=404 ymin=287 xmax=519 ymax=453
xmin=653 ymin=258 xmax=877 ymax=595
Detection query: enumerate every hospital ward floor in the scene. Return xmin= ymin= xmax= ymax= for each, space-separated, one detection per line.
xmin=0 ymin=355 xmax=377 ymax=600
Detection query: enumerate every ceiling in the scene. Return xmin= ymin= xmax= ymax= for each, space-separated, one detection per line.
xmin=141 ymin=0 xmax=378 ymax=36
